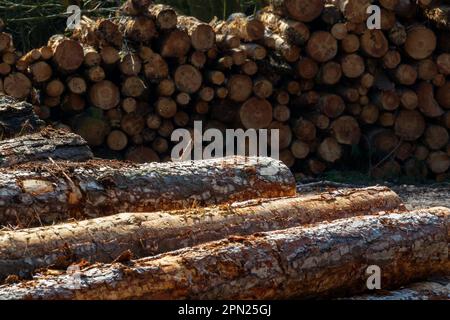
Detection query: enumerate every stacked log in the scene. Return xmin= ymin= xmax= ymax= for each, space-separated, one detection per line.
xmin=0 ymin=208 xmax=448 ymax=299
xmin=3 ymin=0 xmax=450 ymax=181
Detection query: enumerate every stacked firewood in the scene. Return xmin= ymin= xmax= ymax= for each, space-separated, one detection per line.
xmin=0 ymin=0 xmax=449 ymax=181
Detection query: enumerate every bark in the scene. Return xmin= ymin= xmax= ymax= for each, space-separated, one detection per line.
xmin=215 ymin=16 xmax=265 ymax=41
xmin=1 ymin=208 xmax=448 ymax=300
xmin=0 ymin=156 xmax=295 ymax=227
xmin=0 ymin=187 xmax=403 ymax=281
xmin=0 ymin=96 xmax=44 ymax=139
xmin=346 ymin=277 xmax=450 ymax=300
xmin=0 ymin=128 xmax=93 ymax=167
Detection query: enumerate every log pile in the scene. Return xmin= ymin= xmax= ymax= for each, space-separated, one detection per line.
xmin=0 ymin=207 xmax=448 ymax=299
xmin=0 ymin=0 xmax=448 ymax=181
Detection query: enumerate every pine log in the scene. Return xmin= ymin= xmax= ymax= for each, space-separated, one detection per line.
xmin=1 ymin=208 xmax=448 ymax=300
xmin=330 ymin=116 xmax=361 ymax=145
xmin=215 ymin=16 xmax=265 ymax=41
xmin=3 ymin=73 xmax=31 ymax=100
xmin=318 ymin=94 xmax=346 ymax=118
xmin=347 ymin=277 xmax=450 ymax=300
xmin=148 ymin=4 xmax=178 ymax=30
xmin=0 ymin=187 xmax=403 ymax=281
xmin=227 ymin=74 xmax=253 ymax=102
xmin=394 ymin=110 xmax=426 ymax=141
xmin=160 ymin=29 xmax=191 ymax=58
xmin=360 ymin=30 xmax=389 ymax=58
xmin=0 ymin=157 xmax=295 ymax=227
xmin=256 ymin=10 xmax=310 ymax=45
xmin=270 ymin=0 xmax=324 ymax=22
xmin=178 ymin=16 xmax=215 ymax=51
xmin=239 ymin=98 xmax=273 ymax=129
xmin=338 ymin=0 xmax=371 ymax=23
xmin=424 ymin=125 xmax=449 ymax=150
xmin=88 ymin=80 xmax=120 ymax=110
xmin=404 ymin=26 xmax=437 ymax=60
xmin=306 ymin=31 xmax=338 ymax=62
xmin=174 ymin=64 xmax=202 ymax=94
xmin=0 ymin=96 xmax=44 ymax=139
xmin=417 ymin=81 xmax=444 ymax=117
xmin=318 ymin=61 xmax=342 ymax=85
xmin=123 ymin=16 xmax=157 ymax=43
xmin=0 ymin=128 xmax=93 ymax=168
xmin=48 ymin=36 xmax=84 ymax=72
xmin=436 ymin=82 xmax=450 ymax=109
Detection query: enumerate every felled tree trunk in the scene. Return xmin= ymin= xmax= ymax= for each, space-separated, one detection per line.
xmin=0 ymin=96 xmax=44 ymax=139
xmin=0 ymin=208 xmax=448 ymax=300
xmin=0 ymin=128 xmax=93 ymax=168
xmin=0 ymin=156 xmax=295 ymax=227
xmin=0 ymin=187 xmax=403 ymax=280
xmin=346 ymin=277 xmax=450 ymax=300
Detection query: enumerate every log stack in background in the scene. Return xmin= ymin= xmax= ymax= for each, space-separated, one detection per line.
xmin=1 ymin=0 xmax=449 ymax=181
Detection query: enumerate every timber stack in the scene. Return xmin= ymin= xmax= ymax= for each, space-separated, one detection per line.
xmin=0 ymin=0 xmax=449 ymax=181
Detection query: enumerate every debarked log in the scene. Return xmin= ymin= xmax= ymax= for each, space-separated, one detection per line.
xmin=0 ymin=186 xmax=403 ymax=280
xmin=0 ymin=128 xmax=93 ymax=167
xmin=0 ymin=156 xmax=295 ymax=227
xmin=346 ymin=276 xmax=450 ymax=300
xmin=0 ymin=208 xmax=448 ymax=300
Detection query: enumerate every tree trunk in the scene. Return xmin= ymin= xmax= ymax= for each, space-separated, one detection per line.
xmin=0 ymin=187 xmax=403 ymax=281
xmin=0 ymin=128 xmax=93 ymax=168
xmin=354 ymin=278 xmax=450 ymax=300
xmin=178 ymin=16 xmax=215 ymax=52
xmin=1 ymin=208 xmax=448 ymax=300
xmin=0 ymin=156 xmax=295 ymax=228
xmin=0 ymin=96 xmax=44 ymax=139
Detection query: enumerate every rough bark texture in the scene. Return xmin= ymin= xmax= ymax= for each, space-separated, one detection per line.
xmin=347 ymin=276 xmax=450 ymax=300
xmin=0 ymin=128 xmax=93 ymax=168
xmin=0 ymin=156 xmax=295 ymax=227
xmin=0 ymin=96 xmax=44 ymax=139
xmin=0 ymin=208 xmax=448 ymax=300
xmin=0 ymin=187 xmax=403 ymax=280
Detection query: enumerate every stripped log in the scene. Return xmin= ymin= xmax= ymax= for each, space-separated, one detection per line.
xmin=0 ymin=187 xmax=403 ymax=280
xmin=0 ymin=156 xmax=295 ymax=227
xmin=0 ymin=128 xmax=93 ymax=168
xmin=0 ymin=208 xmax=448 ymax=299
xmin=0 ymin=96 xmax=44 ymax=139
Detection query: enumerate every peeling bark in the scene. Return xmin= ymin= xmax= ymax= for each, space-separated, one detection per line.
xmin=0 ymin=96 xmax=44 ymax=139
xmin=0 ymin=128 xmax=93 ymax=168
xmin=0 ymin=156 xmax=295 ymax=227
xmin=347 ymin=276 xmax=450 ymax=300
xmin=0 ymin=187 xmax=403 ymax=280
xmin=0 ymin=208 xmax=448 ymax=300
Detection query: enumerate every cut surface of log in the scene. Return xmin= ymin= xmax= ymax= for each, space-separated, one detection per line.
xmin=0 ymin=208 xmax=448 ymax=299
xmin=0 ymin=157 xmax=295 ymax=227
xmin=0 ymin=187 xmax=403 ymax=280
xmin=347 ymin=277 xmax=450 ymax=300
